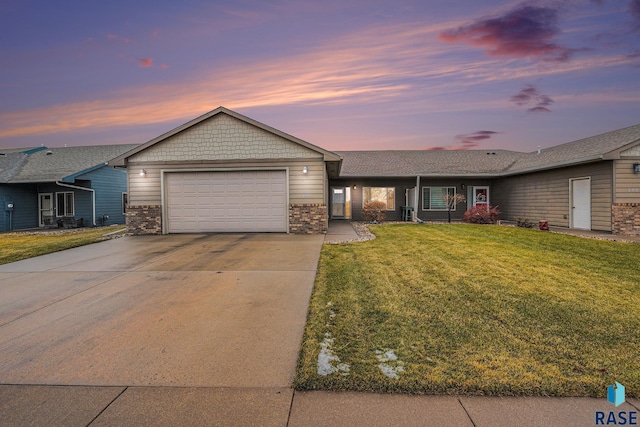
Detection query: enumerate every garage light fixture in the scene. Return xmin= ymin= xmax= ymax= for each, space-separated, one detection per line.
xmin=302 ymin=166 xmax=308 ymax=174
xmin=634 ymin=163 xmax=640 ymax=174
xmin=139 ymin=169 xmax=147 ymax=177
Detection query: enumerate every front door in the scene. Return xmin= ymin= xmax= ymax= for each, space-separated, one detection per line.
xmin=571 ymin=178 xmax=591 ymax=230
xmin=38 ymin=193 xmax=53 ymax=226
xmin=472 ymin=186 xmax=489 ymax=208
xmin=331 ymin=187 xmax=351 ymax=219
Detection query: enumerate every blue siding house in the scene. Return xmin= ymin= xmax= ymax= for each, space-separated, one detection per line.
xmin=0 ymin=144 xmax=137 ymax=232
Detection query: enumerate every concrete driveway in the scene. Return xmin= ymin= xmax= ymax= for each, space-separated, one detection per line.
xmin=0 ymin=233 xmax=323 ymax=425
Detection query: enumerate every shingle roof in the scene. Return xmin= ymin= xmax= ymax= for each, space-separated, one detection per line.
xmin=337 ymin=123 xmax=640 ymax=177
xmin=0 ymin=152 xmax=29 ymax=182
xmin=2 ymin=144 xmax=139 ymax=183
xmin=505 ymin=123 xmax=640 ymax=174
xmin=336 ymin=150 xmax=522 ymax=177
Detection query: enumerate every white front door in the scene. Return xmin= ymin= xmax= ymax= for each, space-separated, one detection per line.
xmin=38 ymin=193 xmax=53 ymax=226
xmin=571 ymin=178 xmax=591 ymax=230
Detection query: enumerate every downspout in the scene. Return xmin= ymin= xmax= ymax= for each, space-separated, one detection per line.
xmin=415 ymin=175 xmax=420 ymax=221
xmin=55 ymin=181 xmax=96 ymax=226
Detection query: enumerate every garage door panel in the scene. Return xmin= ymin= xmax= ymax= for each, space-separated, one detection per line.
xmin=166 ymin=171 xmax=287 ymax=233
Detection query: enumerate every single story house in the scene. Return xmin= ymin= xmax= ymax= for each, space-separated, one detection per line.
xmin=0 ymin=144 xmax=137 ymax=232
xmin=111 ymin=107 xmax=640 ymax=236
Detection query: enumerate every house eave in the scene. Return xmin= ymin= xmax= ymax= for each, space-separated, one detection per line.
xmin=501 ymin=155 xmax=605 ymax=176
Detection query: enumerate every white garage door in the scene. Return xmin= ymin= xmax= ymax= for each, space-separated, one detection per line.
xmin=166 ymin=170 xmax=287 ymax=233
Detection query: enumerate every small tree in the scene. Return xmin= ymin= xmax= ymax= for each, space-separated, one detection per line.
xmin=443 ymin=193 xmax=467 ymax=223
xmin=362 ymin=201 xmax=386 ymax=223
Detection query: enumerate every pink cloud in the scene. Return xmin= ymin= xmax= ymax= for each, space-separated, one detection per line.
xmin=138 ymin=58 xmax=153 ymax=68
xmin=439 ymin=5 xmax=584 ymax=62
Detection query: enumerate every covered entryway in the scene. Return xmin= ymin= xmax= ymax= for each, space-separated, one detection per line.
xmin=165 ymin=170 xmax=287 ymax=233
xmin=571 ymin=177 xmax=591 ymax=230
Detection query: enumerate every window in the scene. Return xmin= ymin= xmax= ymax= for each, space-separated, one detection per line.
xmin=422 ymin=187 xmax=456 ymax=210
xmin=122 ymin=192 xmax=128 ymax=214
xmin=363 ymin=187 xmax=395 ymax=210
xmin=56 ymin=192 xmax=74 ymax=217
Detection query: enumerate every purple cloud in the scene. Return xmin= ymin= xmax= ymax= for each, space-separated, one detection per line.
xmin=439 ymin=5 xmax=583 ymax=62
xmin=510 ymin=85 xmax=554 ymax=113
xmin=455 ymin=131 xmax=500 ymax=148
xmin=631 ymin=0 xmax=640 ymax=28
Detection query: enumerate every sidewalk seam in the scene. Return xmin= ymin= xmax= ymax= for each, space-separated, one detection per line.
xmin=285 ymin=389 xmax=296 ymax=427
xmin=86 ymin=386 xmax=128 ymax=427
xmin=457 ymin=397 xmax=477 ymax=427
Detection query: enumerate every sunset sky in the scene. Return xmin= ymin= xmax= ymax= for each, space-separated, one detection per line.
xmin=1 ymin=0 xmax=639 ymax=152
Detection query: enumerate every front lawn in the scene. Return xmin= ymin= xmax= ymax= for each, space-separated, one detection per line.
xmin=0 ymin=226 xmax=125 ymax=265
xmin=295 ymin=224 xmax=640 ymax=397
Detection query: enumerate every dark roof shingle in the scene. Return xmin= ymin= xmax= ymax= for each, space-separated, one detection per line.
xmin=2 ymin=144 xmax=139 ymax=183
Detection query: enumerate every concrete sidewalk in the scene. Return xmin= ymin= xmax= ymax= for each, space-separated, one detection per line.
xmin=1 ymin=385 xmax=638 ymax=426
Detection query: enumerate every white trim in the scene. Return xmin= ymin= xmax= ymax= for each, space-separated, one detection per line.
xmin=422 ymin=186 xmax=457 ymax=211
xmin=55 ymin=182 xmax=96 ymax=226
xmin=472 ymin=186 xmax=490 ymax=208
xmin=160 ymin=167 xmax=290 ymax=234
xmin=38 ymin=193 xmax=53 ymax=227
xmin=569 ymin=177 xmax=591 ymax=230
xmin=55 ymin=192 xmax=75 ymax=217
xmin=362 ymin=186 xmax=396 ymax=211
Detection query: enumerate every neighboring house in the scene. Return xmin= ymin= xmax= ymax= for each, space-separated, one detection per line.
xmin=0 ymin=144 xmax=138 ymax=232
xmin=112 ymin=107 xmax=640 ymax=236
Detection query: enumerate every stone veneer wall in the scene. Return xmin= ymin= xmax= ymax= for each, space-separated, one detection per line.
xmin=127 ymin=205 xmax=162 ymax=235
xmin=612 ymin=203 xmax=640 ymax=236
xmin=289 ymin=204 xmax=327 ymax=234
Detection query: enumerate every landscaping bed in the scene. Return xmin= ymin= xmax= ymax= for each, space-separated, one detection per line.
xmin=295 ymin=224 xmax=640 ymax=397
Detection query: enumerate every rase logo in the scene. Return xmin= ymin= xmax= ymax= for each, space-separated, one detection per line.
xmin=595 ymin=382 xmax=637 ymax=426
xmin=609 ymin=382 xmax=626 ymax=407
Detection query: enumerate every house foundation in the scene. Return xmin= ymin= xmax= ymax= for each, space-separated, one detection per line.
xmin=289 ymin=203 xmax=327 ymax=234
xmin=612 ymin=203 xmax=640 ymax=236
xmin=126 ymin=205 xmax=162 ymax=235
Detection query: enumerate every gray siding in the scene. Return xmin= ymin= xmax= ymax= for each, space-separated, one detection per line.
xmin=329 ymin=178 xmax=415 ymax=221
xmin=493 ymin=161 xmax=613 ymax=231
xmin=418 ymin=179 xmax=493 ymax=221
xmin=128 ymin=159 xmax=326 ymax=206
xmin=329 ymin=178 xmax=495 ymax=221
xmin=614 ymin=159 xmax=640 ymax=203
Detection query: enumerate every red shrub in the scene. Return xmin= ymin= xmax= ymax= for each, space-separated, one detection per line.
xmin=362 ymin=201 xmax=387 ymax=223
xmin=463 ymin=205 xmax=501 ymax=224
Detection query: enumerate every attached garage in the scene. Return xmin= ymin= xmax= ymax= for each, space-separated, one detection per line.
xmin=110 ymin=107 xmax=342 ymax=235
xmin=165 ymin=170 xmax=287 ymax=233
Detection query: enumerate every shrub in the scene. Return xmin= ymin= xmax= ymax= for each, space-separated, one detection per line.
xmin=463 ymin=205 xmax=501 ymax=224
xmin=362 ymin=201 xmax=386 ymax=223
xmin=516 ymin=217 xmax=536 ymax=228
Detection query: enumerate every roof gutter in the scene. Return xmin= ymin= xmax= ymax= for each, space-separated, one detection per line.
xmin=55 ymin=181 xmax=96 ymax=226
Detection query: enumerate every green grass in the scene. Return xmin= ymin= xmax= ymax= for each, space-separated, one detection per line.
xmin=295 ymin=224 xmax=640 ymax=397
xmin=0 ymin=226 xmax=126 ymax=265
